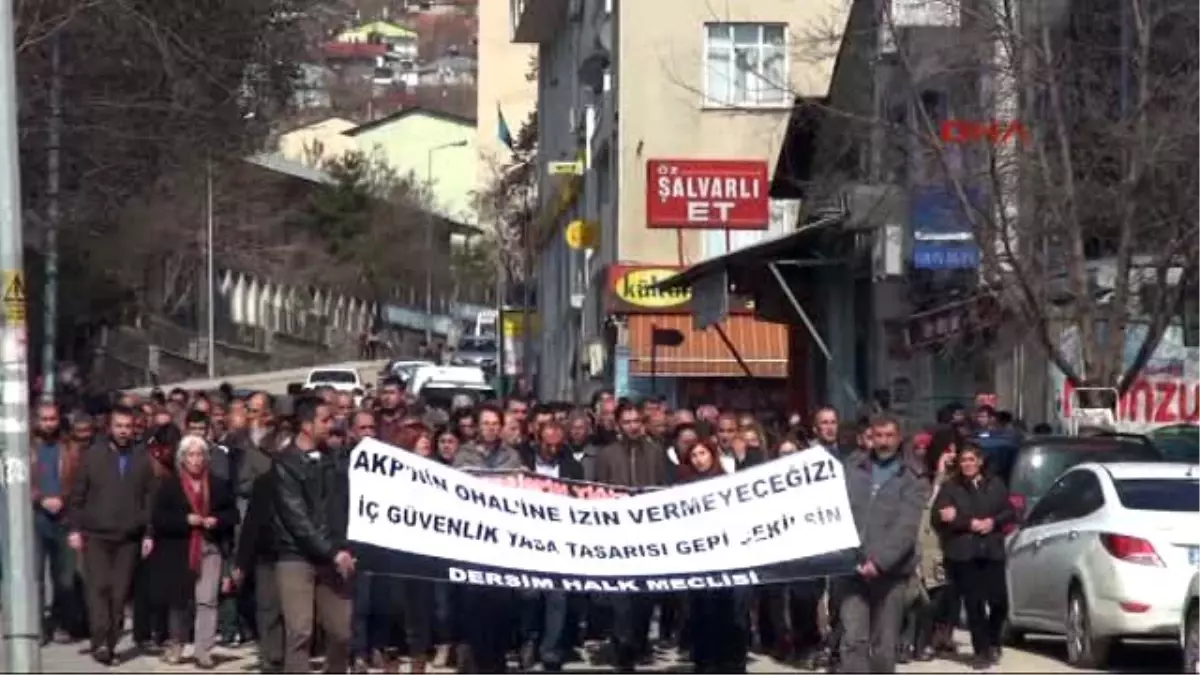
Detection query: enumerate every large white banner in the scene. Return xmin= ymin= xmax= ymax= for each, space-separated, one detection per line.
xmin=348 ymin=438 xmax=861 ymax=592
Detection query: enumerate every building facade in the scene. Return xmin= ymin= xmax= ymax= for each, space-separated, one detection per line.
xmin=512 ymin=0 xmax=847 ymax=404
xmin=476 ymin=0 xmax=537 ymax=185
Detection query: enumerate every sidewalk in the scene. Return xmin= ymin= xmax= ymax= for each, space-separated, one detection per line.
xmin=8 ymin=635 xmax=1082 ymax=673
xmin=0 ymin=637 xmax=259 ymax=673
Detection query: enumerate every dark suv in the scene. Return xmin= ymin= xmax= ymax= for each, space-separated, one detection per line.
xmin=1002 ymin=434 xmax=1164 ymax=518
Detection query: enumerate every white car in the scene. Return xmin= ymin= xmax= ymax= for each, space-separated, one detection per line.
xmin=303 ymin=368 xmax=363 ymax=394
xmin=408 ymin=365 xmax=495 ymax=409
xmin=1005 ymin=462 xmax=1200 ymax=669
xmin=379 ymin=360 xmax=434 ymax=386
xmin=1184 ymin=572 xmax=1198 ymax=674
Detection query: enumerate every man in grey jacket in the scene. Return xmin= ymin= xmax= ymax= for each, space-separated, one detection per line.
xmin=839 ymin=414 xmax=930 ymax=673
xmin=451 ymin=403 xmax=522 ymax=673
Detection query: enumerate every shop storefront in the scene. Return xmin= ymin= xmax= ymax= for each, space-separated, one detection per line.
xmin=606 ymin=264 xmax=790 ymax=408
xmin=652 ymin=217 xmax=867 ymax=417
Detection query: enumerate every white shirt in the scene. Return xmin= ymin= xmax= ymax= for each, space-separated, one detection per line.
xmin=719 ymin=453 xmax=737 ymax=474
xmin=534 ymin=460 xmax=560 ymax=479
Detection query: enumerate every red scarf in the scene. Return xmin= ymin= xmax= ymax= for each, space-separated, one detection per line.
xmin=182 ymin=472 xmax=210 ymax=573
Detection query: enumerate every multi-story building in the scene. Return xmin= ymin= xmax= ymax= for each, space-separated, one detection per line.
xmin=512 ymin=0 xmax=848 ymax=405
xmin=476 ymin=0 xmax=537 ymax=182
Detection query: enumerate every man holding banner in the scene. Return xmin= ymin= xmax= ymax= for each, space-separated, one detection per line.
xmin=592 ymin=402 xmax=671 ymax=671
xmin=272 ymin=398 xmax=356 ymax=674
xmin=347 ymin=408 xmax=867 ymax=673
xmin=838 ymin=415 xmax=930 ymax=673
xmin=451 ymin=403 xmax=524 ymax=673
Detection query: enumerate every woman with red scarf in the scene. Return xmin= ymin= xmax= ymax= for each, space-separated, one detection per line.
xmin=149 ymin=434 xmax=239 ymax=667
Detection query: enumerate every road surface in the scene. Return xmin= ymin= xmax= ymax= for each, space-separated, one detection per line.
xmin=124 ymin=359 xmax=391 ymax=397
xmin=8 ymin=632 xmax=1182 ymax=673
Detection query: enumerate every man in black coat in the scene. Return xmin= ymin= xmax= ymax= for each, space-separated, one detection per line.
xmin=271 ymin=397 xmax=355 ymax=674
xmin=518 ymin=422 xmax=583 ymax=672
xmin=233 ymin=447 xmax=285 ymax=673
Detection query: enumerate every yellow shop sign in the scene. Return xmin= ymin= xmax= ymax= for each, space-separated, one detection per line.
xmin=610 ymin=266 xmax=691 ymax=310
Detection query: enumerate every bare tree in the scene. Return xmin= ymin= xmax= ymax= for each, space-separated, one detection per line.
xmin=94 ymin=158 xmax=322 ymax=324
xmin=676 ymin=0 xmax=1198 ymax=395
xmin=474 ymin=108 xmax=538 ymax=292
xmin=17 ymin=0 xmax=327 ymax=340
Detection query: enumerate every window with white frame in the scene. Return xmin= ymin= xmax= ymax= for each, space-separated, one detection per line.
xmin=704 ymin=23 xmax=789 ymax=107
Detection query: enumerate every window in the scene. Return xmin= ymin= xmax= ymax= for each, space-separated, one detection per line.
xmin=1024 ymin=470 xmax=1105 ymax=526
xmin=704 ymin=23 xmax=789 ymax=107
xmin=1115 ymin=478 xmax=1200 ymax=512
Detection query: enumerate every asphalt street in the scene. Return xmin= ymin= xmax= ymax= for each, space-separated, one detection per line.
xmin=5 ymin=631 xmax=1182 ymax=673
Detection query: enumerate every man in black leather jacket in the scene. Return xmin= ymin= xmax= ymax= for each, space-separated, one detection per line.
xmin=271 ymin=396 xmax=356 ymax=674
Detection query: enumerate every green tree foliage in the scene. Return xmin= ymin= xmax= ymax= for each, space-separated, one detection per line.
xmin=300 ymin=149 xmax=434 ymax=306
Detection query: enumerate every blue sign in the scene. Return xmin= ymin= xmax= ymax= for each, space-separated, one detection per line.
xmin=910 ymin=185 xmax=984 ymax=270
xmin=913 ymin=242 xmax=980 ymax=269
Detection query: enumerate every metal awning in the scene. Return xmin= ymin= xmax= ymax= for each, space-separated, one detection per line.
xmin=651 ymin=212 xmax=860 ymax=406
xmin=653 ymin=214 xmax=845 ymax=293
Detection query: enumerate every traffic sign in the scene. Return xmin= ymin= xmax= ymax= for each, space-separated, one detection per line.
xmin=548 ymin=161 xmax=583 ymax=176
xmin=2 ymin=271 xmax=25 ymax=325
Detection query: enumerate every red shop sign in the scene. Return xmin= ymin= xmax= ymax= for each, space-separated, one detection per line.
xmin=646 ymin=159 xmax=769 ymax=230
xmin=1061 ymin=377 xmax=1200 ymax=426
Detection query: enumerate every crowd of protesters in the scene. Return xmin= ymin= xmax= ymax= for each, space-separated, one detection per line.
xmin=27 ymin=373 xmax=1029 ymax=673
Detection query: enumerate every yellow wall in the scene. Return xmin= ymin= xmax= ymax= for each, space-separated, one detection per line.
xmin=352 ymin=113 xmax=478 ymax=224
xmin=277 ymin=118 xmax=360 ymax=167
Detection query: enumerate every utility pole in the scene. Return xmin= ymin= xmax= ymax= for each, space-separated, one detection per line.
xmin=205 ymin=158 xmax=216 ymax=379
xmin=41 ymin=33 xmax=62 ymax=403
xmin=424 ymin=140 xmax=467 ymax=346
xmin=0 ymin=0 xmax=44 ymax=668
xmin=521 ymin=192 xmax=533 ymax=394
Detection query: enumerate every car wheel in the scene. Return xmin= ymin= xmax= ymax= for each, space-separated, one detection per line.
xmin=1066 ymin=588 xmax=1111 ymax=670
xmin=1184 ymin=605 xmax=1198 ymax=674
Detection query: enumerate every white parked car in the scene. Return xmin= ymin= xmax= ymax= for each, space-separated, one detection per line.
xmin=1005 ymin=462 xmax=1200 ymax=669
xmin=1184 ymin=572 xmax=1198 ymax=674
xmin=303 ymin=368 xmax=363 ymax=394
xmin=378 ymin=360 xmax=434 ymax=387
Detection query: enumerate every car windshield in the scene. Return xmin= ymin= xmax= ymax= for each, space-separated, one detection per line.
xmin=1114 ymin=478 xmax=1200 ymax=512
xmin=1011 ymin=441 xmax=1161 ymax=499
xmin=422 ymin=387 xmax=494 ymax=409
xmin=1151 ymin=425 xmax=1199 ymax=463
xmin=310 ymin=370 xmax=357 ymax=384
xmin=458 ymin=337 xmax=496 ymax=352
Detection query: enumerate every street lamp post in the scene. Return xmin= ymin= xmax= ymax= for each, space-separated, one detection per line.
xmin=425 ymin=140 xmax=468 ymax=345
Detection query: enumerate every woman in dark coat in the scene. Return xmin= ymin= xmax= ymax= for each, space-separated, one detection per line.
xmin=679 ymin=443 xmax=747 ymax=673
xmin=931 ymin=442 xmax=1015 ymax=669
xmin=150 ymin=434 xmax=239 ymax=668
